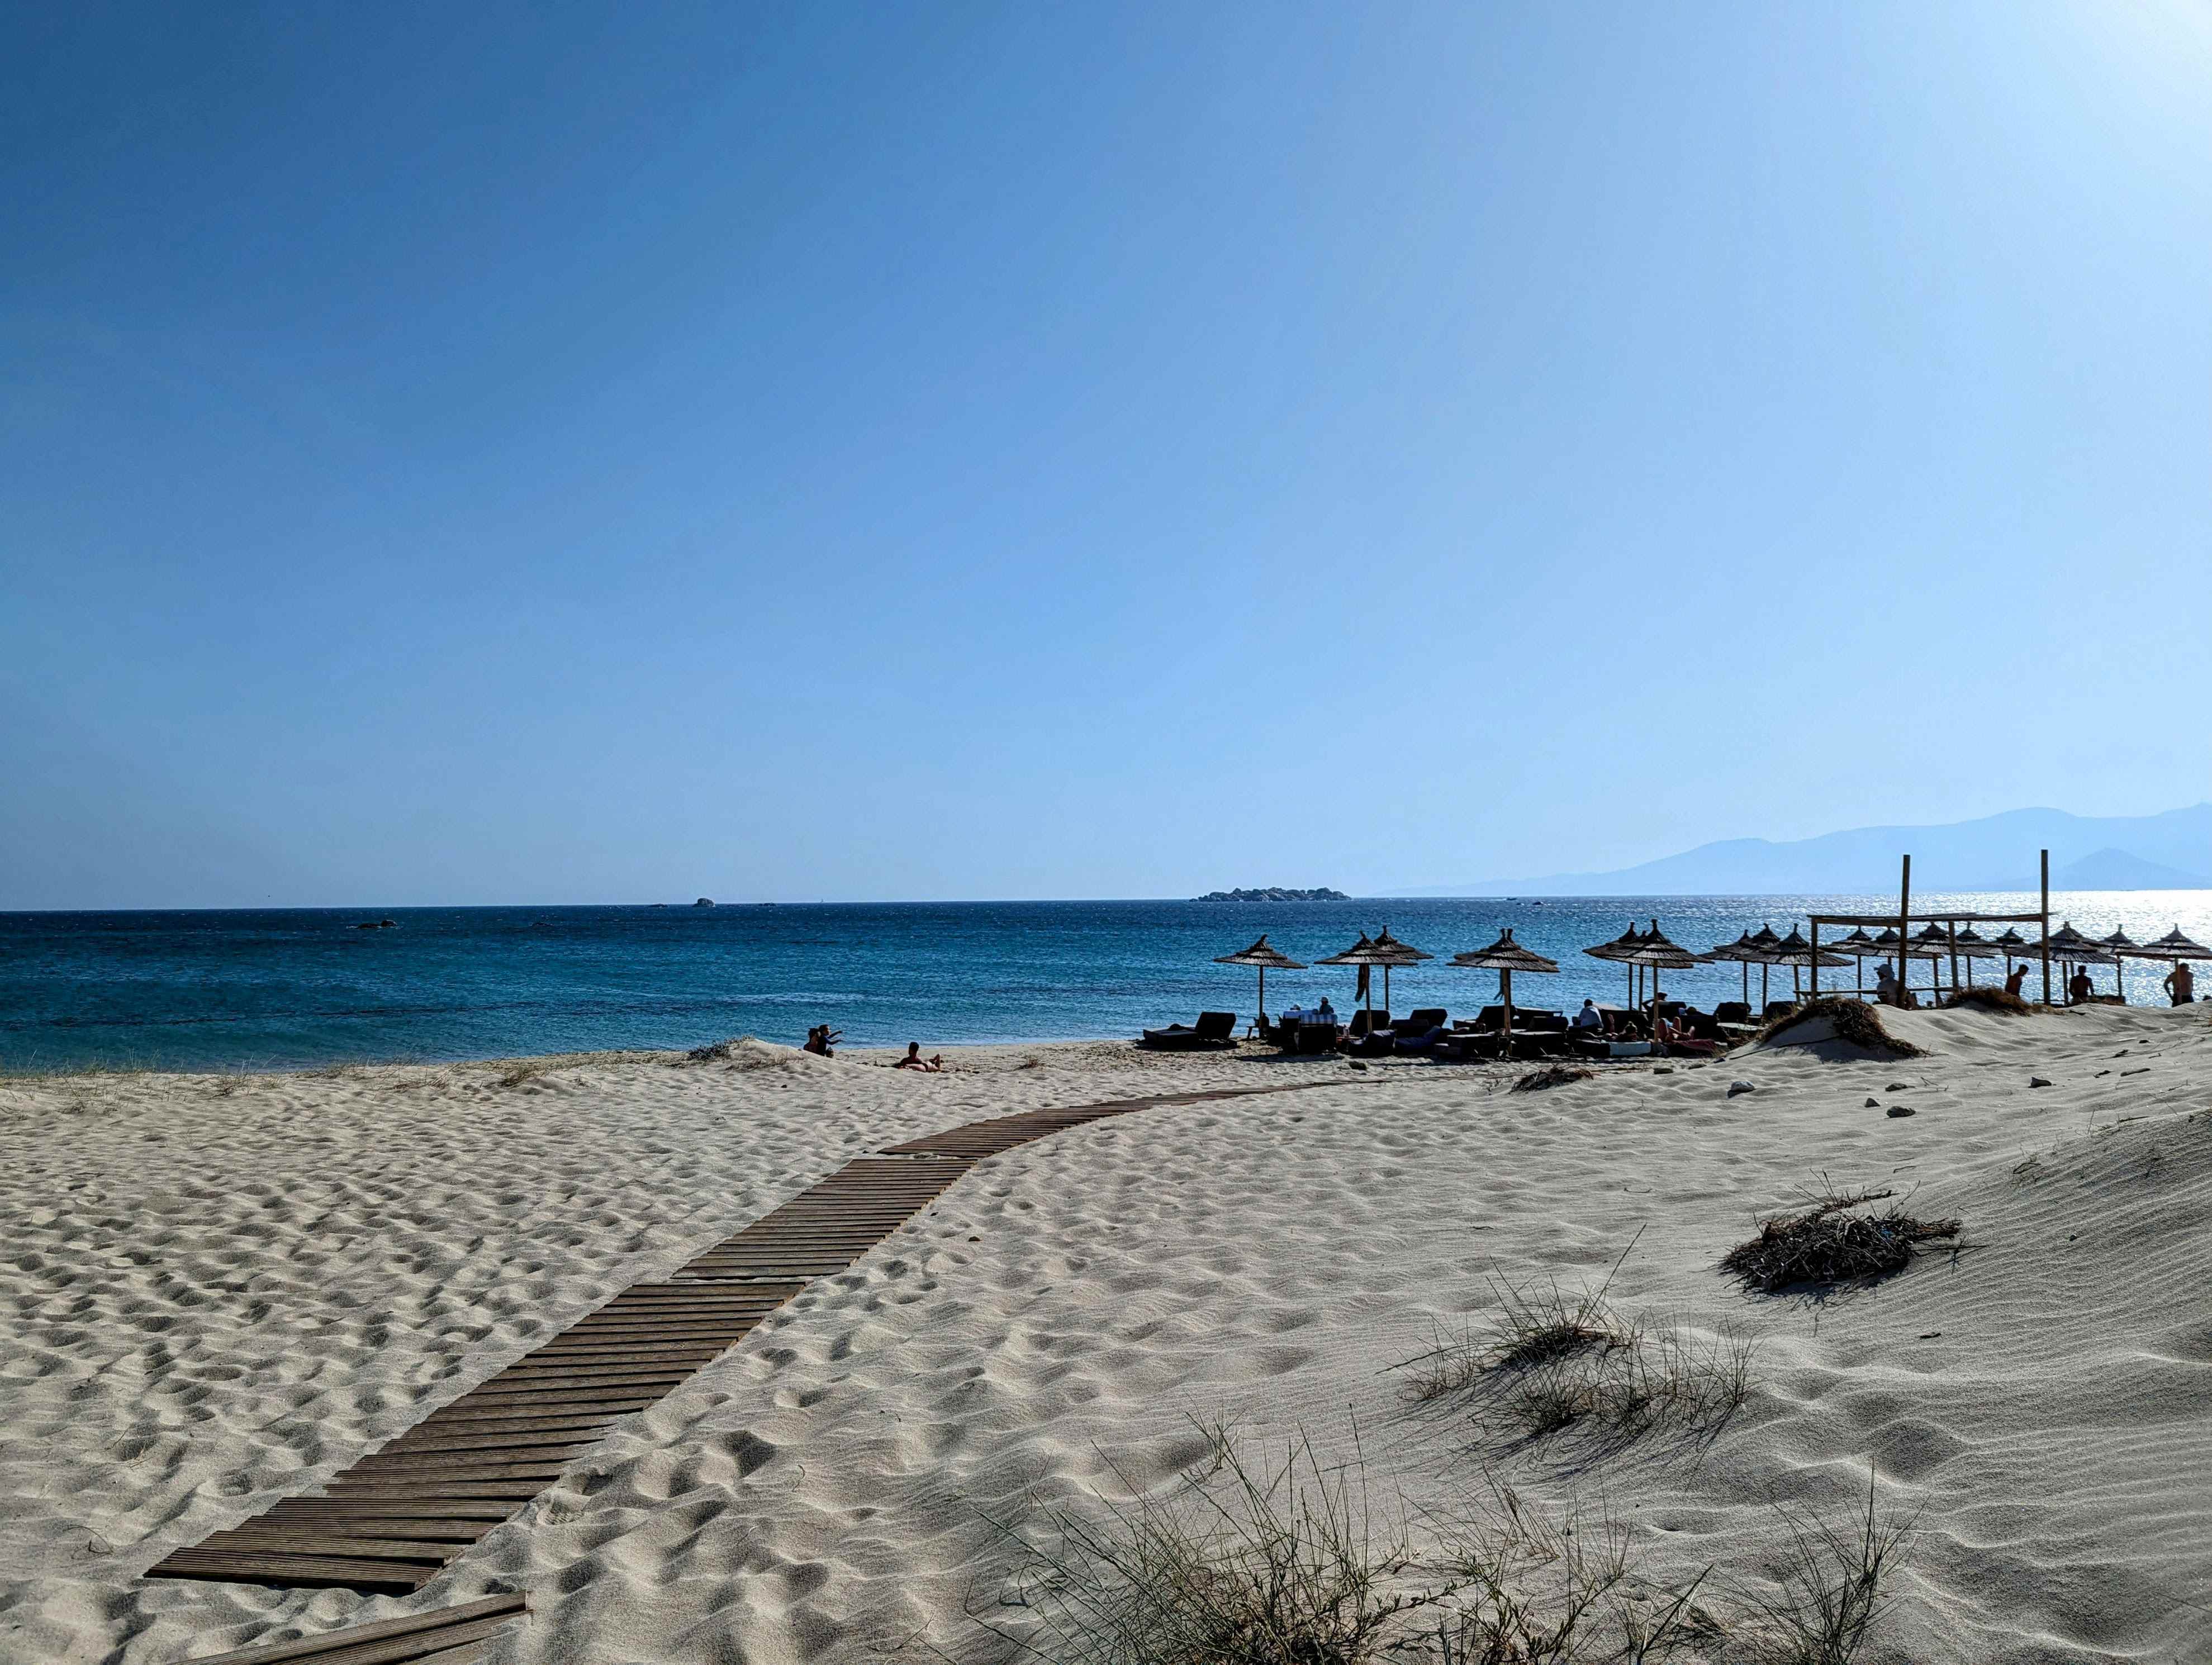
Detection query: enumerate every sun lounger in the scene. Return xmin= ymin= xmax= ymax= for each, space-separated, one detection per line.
xmin=1140 ymin=1011 xmax=1237 ymax=1049
xmin=1391 ymin=1008 xmax=1450 ymax=1054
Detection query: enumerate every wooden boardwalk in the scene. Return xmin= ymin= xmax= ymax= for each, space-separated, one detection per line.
xmin=148 ymin=1078 xmax=1328 ymax=1603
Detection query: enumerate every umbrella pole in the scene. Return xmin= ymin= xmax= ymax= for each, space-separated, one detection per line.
xmin=1742 ymin=959 xmax=1749 ymax=1004
xmin=1502 ymin=968 xmax=1514 ymax=1057
xmin=1258 ymin=966 xmax=1266 ymax=1026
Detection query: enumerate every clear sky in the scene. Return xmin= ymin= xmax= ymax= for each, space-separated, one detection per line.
xmin=5 ymin=2 xmax=2209 ymax=907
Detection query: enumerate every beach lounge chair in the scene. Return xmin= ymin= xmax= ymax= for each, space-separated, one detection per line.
xmin=1140 ymin=1011 xmax=1237 ymax=1049
xmin=1762 ymin=1000 xmax=1800 ymax=1021
xmin=1391 ymin=1008 xmax=1450 ymax=1054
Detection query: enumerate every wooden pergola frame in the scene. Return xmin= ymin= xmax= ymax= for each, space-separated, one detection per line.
xmin=1806 ymin=850 xmax=2055 ymax=1007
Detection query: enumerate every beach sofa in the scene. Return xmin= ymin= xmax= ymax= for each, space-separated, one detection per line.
xmin=1140 ymin=1011 xmax=1237 ymax=1050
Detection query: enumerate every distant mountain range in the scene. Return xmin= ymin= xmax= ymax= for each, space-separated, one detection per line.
xmin=1402 ymin=805 xmax=2212 ymax=897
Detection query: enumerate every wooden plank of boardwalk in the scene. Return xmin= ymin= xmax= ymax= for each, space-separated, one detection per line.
xmin=184 ymin=1593 xmax=525 ymax=1665
xmin=149 ymin=1076 xmax=1340 ymax=1610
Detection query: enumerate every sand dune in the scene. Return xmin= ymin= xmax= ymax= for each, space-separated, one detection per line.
xmin=2 ymin=1007 xmax=2208 ymax=1662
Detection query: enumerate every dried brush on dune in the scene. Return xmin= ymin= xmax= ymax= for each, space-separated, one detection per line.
xmin=1721 ymin=1183 xmax=1959 ymax=1295
xmin=1512 ymin=1064 xmax=1594 ymax=1092
xmin=1945 ymin=985 xmax=2029 ymax=1014
xmin=1753 ymin=997 xmax=1924 ymax=1059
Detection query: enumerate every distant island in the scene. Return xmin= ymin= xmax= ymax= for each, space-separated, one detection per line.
xmin=1193 ymin=886 xmax=1350 ymax=903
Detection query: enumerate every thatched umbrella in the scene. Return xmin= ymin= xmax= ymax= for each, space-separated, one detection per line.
xmin=1705 ymin=930 xmax=1766 ymax=1007
xmin=1583 ymin=921 xmax=1650 ymax=1007
xmin=1213 ymin=935 xmax=1306 ymax=1026
xmin=1745 ymin=923 xmax=1788 ymax=1007
xmin=2045 ymin=922 xmax=2115 ymax=999
xmin=1368 ymin=926 xmax=1433 ymax=1014
xmin=1990 ymin=927 xmax=2031 ymax=982
xmin=1770 ymin=927 xmax=1851 ymax=1000
xmin=2122 ymin=926 xmax=2211 ymax=1001
xmin=2124 ymin=925 xmax=2212 ymax=962
xmin=1622 ymin=921 xmax=1701 ymax=1016
xmin=1450 ymin=927 xmax=1560 ymax=1054
xmin=1868 ymin=926 xmax=1944 ymax=1003
xmin=1820 ymin=927 xmax=1882 ymax=997
xmin=2097 ymin=928 xmax=2138 ymax=1002
xmin=1316 ymin=933 xmax=1395 ymax=1020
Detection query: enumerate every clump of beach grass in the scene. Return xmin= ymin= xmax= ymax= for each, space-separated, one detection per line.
xmin=1394 ymin=1247 xmax=1755 ymax=1447
xmin=974 ymin=1423 xmax=1721 ymax=1665
xmin=1754 ymin=998 xmax=1924 ymax=1059
xmin=1945 ymin=985 xmax=2030 ymax=1015
xmin=1734 ymin=1469 xmax=1916 ymax=1665
xmin=1512 ymin=1064 xmax=1594 ymax=1093
xmin=495 ymin=1060 xmax=547 ymax=1088
xmin=1720 ymin=1181 xmax=1959 ymax=1295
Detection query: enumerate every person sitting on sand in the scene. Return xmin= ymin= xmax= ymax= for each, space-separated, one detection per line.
xmin=2004 ymin=964 xmax=2029 ymax=998
xmin=1316 ymin=996 xmax=1336 ymax=1022
xmin=1571 ymin=998 xmax=1602 ymax=1030
xmin=2165 ymin=963 xmax=2195 ymax=1005
xmin=802 ymin=1024 xmax=842 ymax=1057
xmin=2067 ymin=968 xmax=2093 ymax=1004
xmin=1876 ymin=960 xmax=1900 ymax=1005
xmin=895 ymin=1041 xmax=943 ymax=1072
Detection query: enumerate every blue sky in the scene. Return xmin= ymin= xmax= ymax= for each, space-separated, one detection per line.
xmin=4 ymin=2 xmax=2208 ymax=906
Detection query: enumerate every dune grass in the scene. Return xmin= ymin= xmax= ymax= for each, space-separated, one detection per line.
xmin=977 ymin=1423 xmax=1912 ymax=1664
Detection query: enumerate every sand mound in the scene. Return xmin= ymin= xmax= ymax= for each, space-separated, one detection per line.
xmin=683 ymin=1036 xmax=846 ymax=1071
xmin=1750 ymin=996 xmax=1926 ymax=1061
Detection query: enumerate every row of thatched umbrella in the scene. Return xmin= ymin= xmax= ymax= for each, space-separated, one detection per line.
xmin=1214 ymin=919 xmax=2212 ymax=1027
xmin=1216 ymin=926 xmax=1560 ymax=1045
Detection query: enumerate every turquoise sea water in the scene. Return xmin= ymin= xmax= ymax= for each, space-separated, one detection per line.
xmin=3 ymin=892 xmax=2206 ymax=1073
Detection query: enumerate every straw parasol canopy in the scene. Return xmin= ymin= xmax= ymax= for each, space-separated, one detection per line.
xmin=2045 ymin=924 xmax=2115 ymax=1003
xmin=1368 ymin=926 xmax=1433 ymax=1012
xmin=1450 ymin=927 xmax=1560 ymax=1049
xmin=1769 ymin=926 xmax=1851 ymax=997
xmin=1621 ymin=920 xmax=1701 ymax=1012
xmin=1584 ymin=922 xmax=1649 ymax=962
xmin=2123 ymin=926 xmax=2212 ymax=962
xmin=2097 ymin=928 xmax=2138 ymax=1002
xmin=1213 ymin=934 xmax=1306 ymax=1024
xmin=1821 ymin=927 xmax=1883 ymax=996
xmin=1316 ymin=932 xmax=1399 ymax=1016
xmin=1706 ymin=930 xmax=1769 ymax=1005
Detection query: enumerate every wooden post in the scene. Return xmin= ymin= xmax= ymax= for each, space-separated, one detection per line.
xmin=1810 ymin=921 xmax=1821 ymax=998
xmin=1947 ymin=922 xmax=1959 ymax=1006
xmin=1502 ymin=967 xmax=1515 ymax=1057
xmin=2039 ymin=849 xmax=2052 ymax=1006
xmin=1898 ymin=854 xmax=1911 ymax=1008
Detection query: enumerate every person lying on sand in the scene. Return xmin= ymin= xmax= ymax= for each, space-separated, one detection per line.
xmin=895 ymin=1041 xmax=943 ymax=1072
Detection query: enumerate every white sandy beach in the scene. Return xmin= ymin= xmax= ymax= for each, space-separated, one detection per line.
xmin=3 ymin=1007 xmax=2210 ymax=1663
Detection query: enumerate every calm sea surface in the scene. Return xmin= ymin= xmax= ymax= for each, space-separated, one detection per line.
xmin=3 ymin=892 xmax=2206 ymax=1073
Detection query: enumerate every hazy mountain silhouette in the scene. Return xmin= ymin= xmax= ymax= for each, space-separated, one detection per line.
xmin=1404 ymin=805 xmax=2212 ymax=896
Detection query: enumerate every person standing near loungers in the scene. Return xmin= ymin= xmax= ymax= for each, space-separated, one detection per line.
xmin=2167 ymin=963 xmax=2195 ymax=1005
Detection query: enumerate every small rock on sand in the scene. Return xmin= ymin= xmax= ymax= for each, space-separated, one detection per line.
xmin=1866 ymin=1097 xmax=1881 ymax=1108
xmin=2030 ymin=1076 xmax=2053 ymax=1088
xmin=1887 ymin=1105 xmax=1916 ymax=1117
xmin=1727 ymin=1081 xmax=1756 ymax=1096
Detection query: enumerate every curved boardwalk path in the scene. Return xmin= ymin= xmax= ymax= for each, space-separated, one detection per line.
xmin=168 ymin=1078 xmax=1340 ymax=1659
